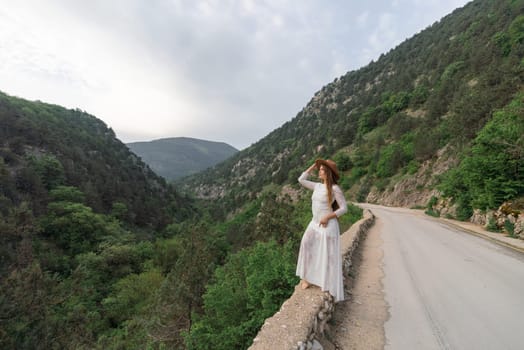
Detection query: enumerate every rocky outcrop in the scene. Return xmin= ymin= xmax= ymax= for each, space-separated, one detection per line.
xmin=515 ymin=216 xmax=524 ymax=238
xmin=470 ymin=202 xmax=523 ymax=238
xmin=366 ymin=146 xmax=458 ymax=208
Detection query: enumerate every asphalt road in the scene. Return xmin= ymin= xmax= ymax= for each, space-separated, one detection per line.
xmin=361 ymin=204 xmax=524 ymax=350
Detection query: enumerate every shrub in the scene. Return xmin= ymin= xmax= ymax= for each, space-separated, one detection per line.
xmin=504 ymin=219 xmax=515 ymax=237
xmin=486 ymin=218 xmax=499 ymax=232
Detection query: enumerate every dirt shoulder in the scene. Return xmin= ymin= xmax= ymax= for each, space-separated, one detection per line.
xmin=326 ymin=218 xmax=387 ymax=349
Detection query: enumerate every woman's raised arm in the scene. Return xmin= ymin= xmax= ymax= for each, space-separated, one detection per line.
xmin=298 ymin=163 xmax=317 ymax=190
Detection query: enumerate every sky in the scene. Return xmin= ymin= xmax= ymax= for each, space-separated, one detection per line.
xmin=0 ymin=0 xmax=471 ymax=150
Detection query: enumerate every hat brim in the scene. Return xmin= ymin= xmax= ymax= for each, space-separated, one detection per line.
xmin=315 ymin=159 xmax=340 ymax=181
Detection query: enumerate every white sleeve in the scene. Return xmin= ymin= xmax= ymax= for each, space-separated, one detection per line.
xmin=333 ymin=185 xmax=348 ymax=217
xmin=298 ymin=172 xmax=316 ymax=190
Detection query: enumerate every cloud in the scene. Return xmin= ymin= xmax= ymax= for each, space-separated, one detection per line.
xmin=356 ymin=12 xmax=370 ymax=28
xmin=0 ymin=0 xmax=471 ymax=149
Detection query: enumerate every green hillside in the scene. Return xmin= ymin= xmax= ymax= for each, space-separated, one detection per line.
xmin=183 ymin=0 xmax=524 ymax=221
xmin=0 ymin=92 xmax=199 ymax=349
xmin=127 ymin=137 xmax=238 ymax=180
xmin=0 ymin=92 xmax=193 ymax=228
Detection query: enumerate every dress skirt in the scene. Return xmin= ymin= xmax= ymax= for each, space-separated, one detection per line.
xmin=296 ymin=218 xmax=344 ymax=302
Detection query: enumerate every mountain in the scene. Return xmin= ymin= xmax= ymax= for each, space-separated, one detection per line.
xmin=0 ymin=91 xmax=193 ymax=228
xmin=0 ymin=90 xmax=198 ymax=349
xmin=127 ymin=137 xmax=238 ymax=180
xmin=182 ymin=0 xmax=524 ymax=222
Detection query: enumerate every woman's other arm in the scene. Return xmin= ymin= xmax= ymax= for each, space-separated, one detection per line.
xmin=333 ymin=185 xmax=348 ymax=217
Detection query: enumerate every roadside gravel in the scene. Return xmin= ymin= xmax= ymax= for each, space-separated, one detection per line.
xmin=327 ymin=218 xmax=387 ymax=349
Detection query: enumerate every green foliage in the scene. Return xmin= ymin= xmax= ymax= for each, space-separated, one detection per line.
xmin=111 ymin=201 xmax=128 ymax=221
xmin=423 ymin=122 xmax=450 ymax=157
xmin=339 ymin=203 xmax=364 ymax=232
xmin=375 ymin=134 xmax=414 ymax=178
xmin=410 ymin=85 xmax=430 ymax=106
xmin=357 ymin=106 xmax=379 ymax=135
xmin=406 ymin=160 xmax=420 ymax=175
xmin=508 ymin=15 xmax=524 ymax=46
xmin=493 ymin=31 xmax=512 ymax=56
xmin=387 ymin=112 xmax=418 ymax=140
xmin=441 ymin=61 xmax=465 ymax=81
xmin=27 ymin=154 xmax=65 ymax=190
xmin=150 ymin=222 xmax=228 ymax=348
xmin=333 ymin=152 xmax=352 ymax=171
xmin=486 ymin=217 xmax=500 ymax=232
xmin=376 ymin=144 xmax=402 ymax=178
xmin=425 ymin=196 xmax=440 ymax=217
xmin=40 ymin=200 xmax=126 ymax=257
xmin=186 ymin=240 xmax=299 ymax=350
xmin=504 ymin=219 xmax=516 ymax=237
xmin=102 ymin=269 xmax=163 ymax=324
xmin=346 ymin=166 xmax=367 ymax=189
xmin=153 ymin=236 xmax=184 ymax=274
xmin=357 ymin=178 xmax=372 ymax=203
xmin=49 ymin=185 xmax=85 ymax=203
xmin=440 ymin=94 xmax=524 ymax=215
xmin=0 ymin=263 xmax=61 ymax=350
xmin=217 ymin=198 xmax=260 ymax=249
xmin=254 ymin=191 xmax=302 ymax=244
xmin=338 ymin=176 xmax=352 ymax=191
xmin=382 ymin=91 xmax=411 ymax=117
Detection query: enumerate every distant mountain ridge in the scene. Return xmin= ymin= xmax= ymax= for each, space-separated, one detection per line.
xmin=127 ymin=137 xmax=238 ymax=180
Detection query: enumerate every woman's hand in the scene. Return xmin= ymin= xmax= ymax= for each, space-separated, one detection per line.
xmin=319 ymin=213 xmax=336 ymax=227
xmin=306 ymin=163 xmax=317 ymax=173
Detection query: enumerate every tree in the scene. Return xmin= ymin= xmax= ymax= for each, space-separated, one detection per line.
xmin=40 ymin=201 xmax=125 ymax=256
xmin=49 ymin=186 xmax=85 ymax=203
xmin=27 ymin=154 xmax=65 ymax=190
xmin=333 ymin=152 xmax=353 ymax=171
xmin=440 ymin=94 xmax=524 ymax=215
xmin=150 ymin=222 xmax=227 ymax=348
xmin=0 ymin=263 xmax=60 ymax=350
xmin=186 ymin=240 xmax=298 ymax=350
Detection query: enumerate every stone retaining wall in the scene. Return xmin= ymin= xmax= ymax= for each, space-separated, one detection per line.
xmin=249 ymin=209 xmax=375 ymax=350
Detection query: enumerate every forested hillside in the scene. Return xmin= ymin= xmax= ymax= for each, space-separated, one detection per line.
xmin=184 ymin=0 xmax=524 ymax=224
xmin=0 ymin=92 xmax=192 ymax=227
xmin=127 ymin=137 xmax=238 ymax=180
xmin=0 ymin=92 xmax=200 ymax=348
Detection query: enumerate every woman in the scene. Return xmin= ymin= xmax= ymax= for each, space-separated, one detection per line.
xmin=296 ymin=159 xmax=347 ymax=302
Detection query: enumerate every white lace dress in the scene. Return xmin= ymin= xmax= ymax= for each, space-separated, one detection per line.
xmin=296 ymin=172 xmax=348 ymax=302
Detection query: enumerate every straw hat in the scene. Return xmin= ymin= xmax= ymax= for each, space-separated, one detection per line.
xmin=315 ymin=159 xmax=340 ymax=182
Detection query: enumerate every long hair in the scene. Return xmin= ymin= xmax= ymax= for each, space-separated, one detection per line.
xmin=321 ymin=165 xmax=339 ymax=211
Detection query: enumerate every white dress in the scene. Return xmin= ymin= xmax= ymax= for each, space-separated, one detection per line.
xmin=296 ymin=172 xmax=348 ymax=302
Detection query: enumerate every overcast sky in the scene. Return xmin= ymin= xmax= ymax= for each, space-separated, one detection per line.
xmin=0 ymin=0 xmax=470 ymax=150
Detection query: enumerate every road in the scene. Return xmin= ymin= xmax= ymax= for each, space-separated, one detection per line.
xmin=334 ymin=204 xmax=524 ymax=350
